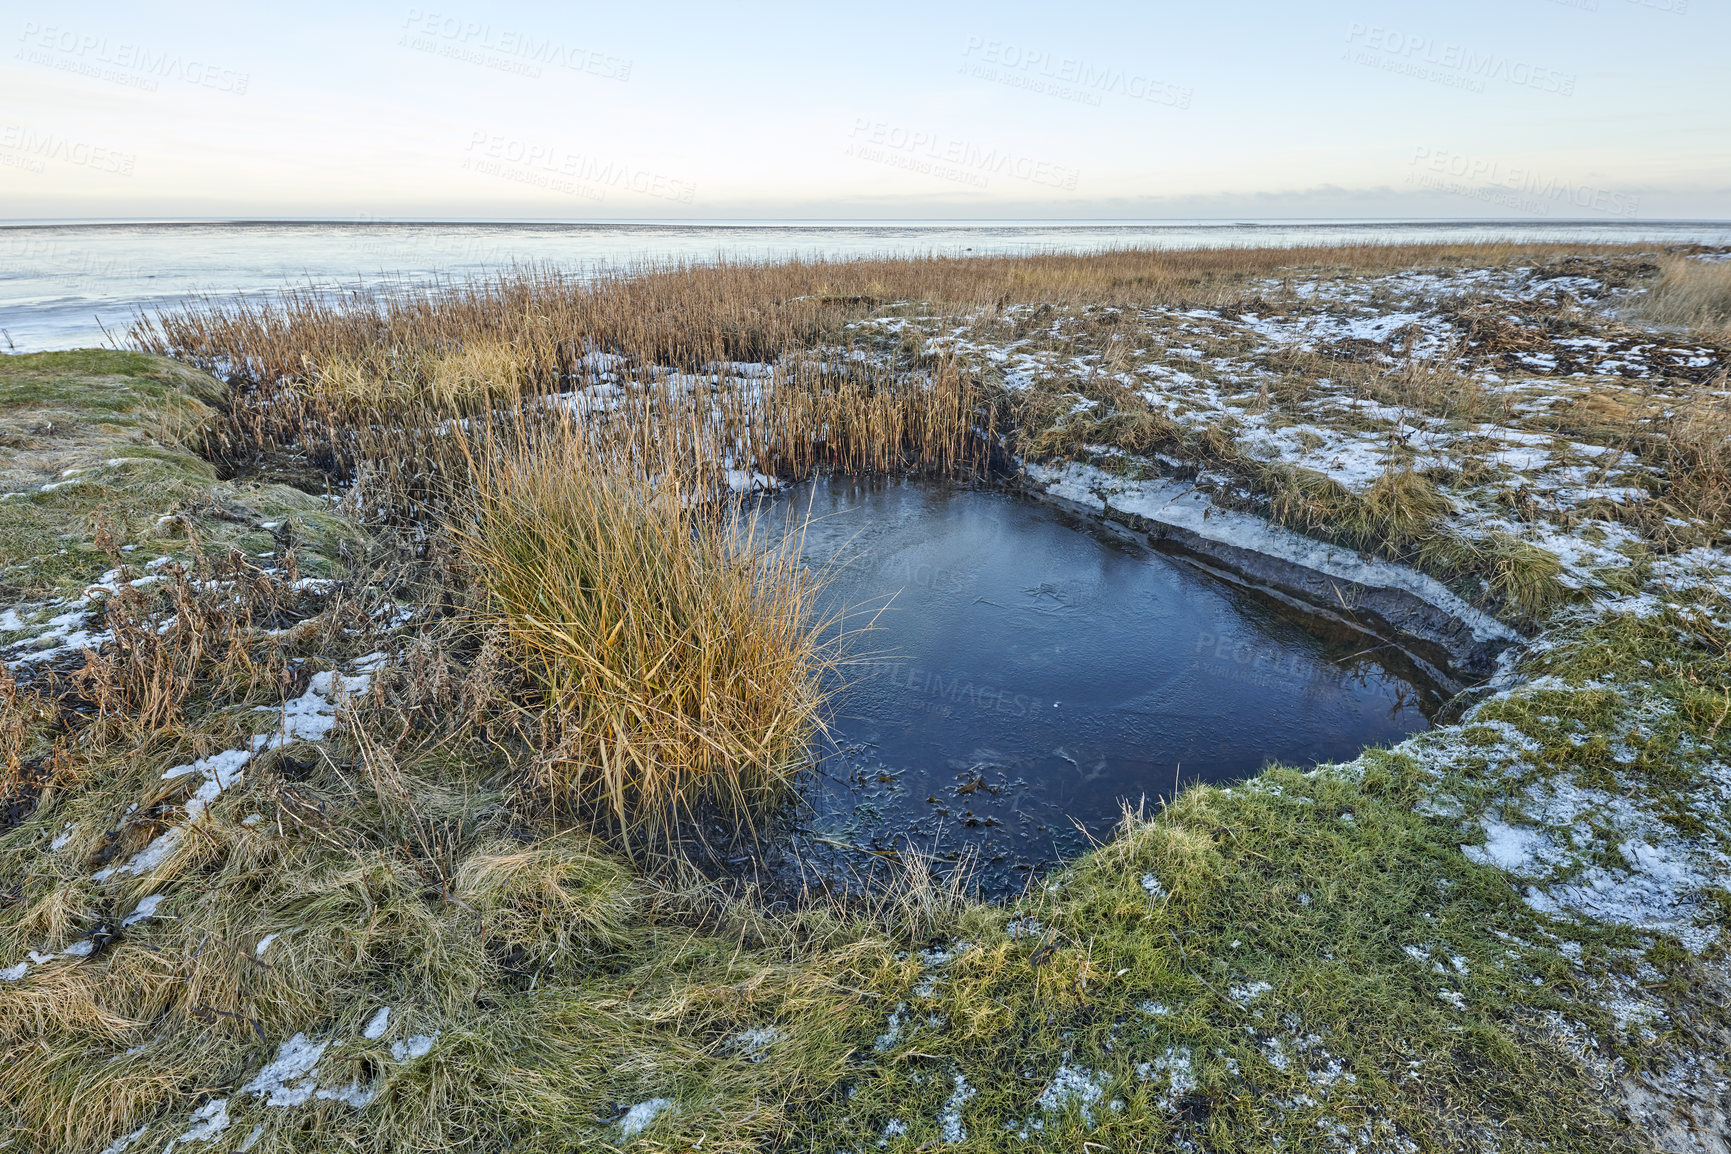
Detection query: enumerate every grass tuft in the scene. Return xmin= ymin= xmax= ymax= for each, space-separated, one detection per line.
xmin=1424 ymin=529 xmax=1573 ymax=620
xmin=454 ymin=416 xmax=832 ymax=846
xmin=1262 ymin=465 xmax=1450 ymax=555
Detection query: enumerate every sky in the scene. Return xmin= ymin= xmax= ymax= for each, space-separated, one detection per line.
xmin=0 ymin=0 xmax=1725 ymax=222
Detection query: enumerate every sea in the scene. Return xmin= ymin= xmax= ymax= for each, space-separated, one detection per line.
xmin=3 ymin=218 xmax=1729 ymax=353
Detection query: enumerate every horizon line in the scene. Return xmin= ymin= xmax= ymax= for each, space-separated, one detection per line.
xmin=5 ymin=215 xmax=1731 ymax=231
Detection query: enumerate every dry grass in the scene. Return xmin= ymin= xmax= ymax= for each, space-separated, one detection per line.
xmin=1012 ymin=377 xmax=1183 ymax=462
xmin=134 ymin=244 xmax=1657 ymax=398
xmin=74 ymin=553 xmax=300 ymax=742
xmin=1424 ymin=529 xmax=1572 ymax=620
xmin=1646 ymin=379 xmax=1731 ymax=538
xmin=1260 ymin=465 xmax=1452 ymax=556
xmin=7 ymin=245 xmax=1729 ymax=1152
xmin=1631 ymin=256 xmax=1731 ymax=339
xmin=309 ymin=339 xmax=526 ymax=417
xmin=453 ymin=414 xmax=833 ymax=846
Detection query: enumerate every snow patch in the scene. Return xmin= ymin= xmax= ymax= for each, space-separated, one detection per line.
xmin=362 ymin=1006 xmax=390 ymax=1039
xmin=619 ymin=1097 xmax=673 ymax=1137
xmin=240 ymin=1033 xmax=329 ymax=1107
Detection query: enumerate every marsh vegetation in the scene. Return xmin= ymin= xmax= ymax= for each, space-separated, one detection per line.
xmin=2 ymin=243 xmax=1729 ymax=1152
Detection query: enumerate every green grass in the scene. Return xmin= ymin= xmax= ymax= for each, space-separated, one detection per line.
xmin=0 ymin=350 xmax=363 ymax=596
xmin=1 ymin=704 xmax=1672 ymax=1153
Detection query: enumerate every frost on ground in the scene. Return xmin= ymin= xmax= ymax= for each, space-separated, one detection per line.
xmin=1028 ymin=1060 xmax=1113 ymax=1129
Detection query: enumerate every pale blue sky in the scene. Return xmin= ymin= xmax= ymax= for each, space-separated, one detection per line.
xmin=1 ymin=0 xmax=1724 ymax=220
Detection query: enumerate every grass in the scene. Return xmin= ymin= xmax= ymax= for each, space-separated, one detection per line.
xmin=453 ymin=414 xmax=832 ymax=846
xmin=1630 ymin=256 xmax=1731 ymax=340
xmin=0 ymin=350 xmax=362 ymax=597
xmin=1423 ymin=530 xmax=1574 ymax=622
xmin=134 ymin=244 xmax=1660 ymax=391
xmin=4 ymin=243 xmax=1731 ymax=1152
xmin=1645 ymin=385 xmax=1731 ymax=539
xmin=1260 ymin=465 xmax=1453 ymax=557
xmin=308 ymin=339 xmax=526 ymax=417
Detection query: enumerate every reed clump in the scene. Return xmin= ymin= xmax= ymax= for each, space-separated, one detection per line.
xmin=1631 ymin=257 xmax=1731 ymax=339
xmin=309 ymin=340 xmax=525 ymax=417
xmin=453 ymin=416 xmax=831 ymax=845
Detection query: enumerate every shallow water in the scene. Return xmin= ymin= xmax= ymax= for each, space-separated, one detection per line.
xmin=5 ymin=218 xmax=1730 ymax=352
xmin=761 ymin=478 xmax=1432 ymax=896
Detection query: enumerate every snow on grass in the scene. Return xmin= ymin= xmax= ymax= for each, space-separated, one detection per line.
xmin=728 ymin=1026 xmax=782 ymax=1061
xmin=240 ymin=1032 xmax=329 ymax=1106
xmin=97 ymin=1125 xmax=148 ymax=1154
xmin=314 ymin=1080 xmax=377 ymax=1109
xmin=148 ymin=1016 xmax=413 ymax=1144
xmin=1033 ymin=1060 xmax=1111 ymax=1125
xmin=938 ymin=1072 xmax=975 ymax=1144
xmin=618 ymin=1097 xmax=674 ymax=1137
xmin=119 ymin=894 xmax=164 ymax=928
xmin=1135 ymin=1046 xmax=1198 ymax=1113
xmin=362 ymin=1007 xmax=390 ymax=1039
xmin=873 ymin=1002 xmax=908 ymax=1053
xmin=92 ymin=666 xmax=372 ymax=882
xmin=2 ymin=658 xmax=381 ymax=984
xmin=164 ymin=1098 xmax=229 ymax=1152
xmin=1455 ymin=741 xmax=1730 ymax=954
xmin=390 ymin=1033 xmax=438 ymax=1062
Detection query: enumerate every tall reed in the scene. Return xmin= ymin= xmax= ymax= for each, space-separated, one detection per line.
xmin=452 ymin=412 xmax=832 ymax=846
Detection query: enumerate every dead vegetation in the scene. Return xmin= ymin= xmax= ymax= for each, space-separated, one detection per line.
xmin=134 ymin=243 xmax=1653 ymax=390
xmin=1631 ymin=256 xmax=1731 ymax=340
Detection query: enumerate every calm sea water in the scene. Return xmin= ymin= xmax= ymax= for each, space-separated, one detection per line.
xmin=3 ymin=218 xmax=1729 ymax=353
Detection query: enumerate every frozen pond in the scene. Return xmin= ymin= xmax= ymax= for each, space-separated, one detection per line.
xmin=759 ymin=478 xmax=1435 ymax=896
